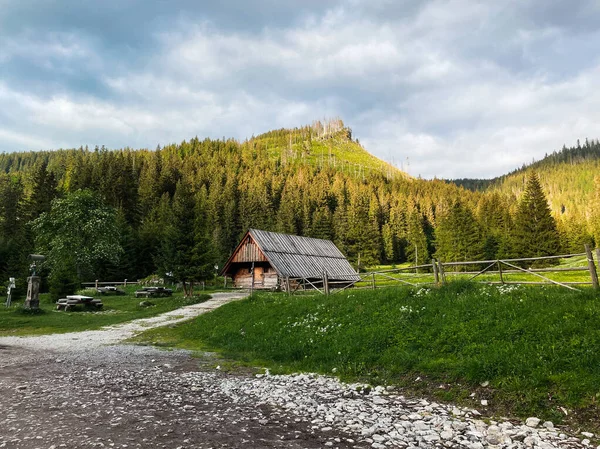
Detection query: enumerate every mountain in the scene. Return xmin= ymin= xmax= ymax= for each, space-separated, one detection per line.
xmin=0 ymin=120 xmax=594 ymax=285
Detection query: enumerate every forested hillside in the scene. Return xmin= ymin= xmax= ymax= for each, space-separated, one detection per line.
xmin=450 ymin=139 xmax=600 ymax=251
xmin=0 ymin=120 xmax=597 ymax=292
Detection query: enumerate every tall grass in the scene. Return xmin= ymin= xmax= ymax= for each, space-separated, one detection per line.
xmin=139 ymin=282 xmax=600 ymax=423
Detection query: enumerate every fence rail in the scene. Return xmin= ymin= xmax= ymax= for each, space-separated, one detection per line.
xmin=285 ymin=245 xmax=600 ymax=295
xmin=81 ymin=280 xmax=139 ymax=288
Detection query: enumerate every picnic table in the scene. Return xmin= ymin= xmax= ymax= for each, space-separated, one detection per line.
xmin=56 ymin=295 xmax=103 ymax=311
xmin=96 ymin=286 xmax=125 ymax=295
xmin=134 ymin=287 xmax=173 ymax=298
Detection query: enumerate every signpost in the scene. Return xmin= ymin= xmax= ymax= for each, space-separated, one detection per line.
xmin=5 ymin=277 xmax=15 ymax=307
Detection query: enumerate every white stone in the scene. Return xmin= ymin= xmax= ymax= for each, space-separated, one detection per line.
xmin=525 ymin=417 xmax=540 ymax=427
xmin=440 ymin=430 xmax=453 ymax=440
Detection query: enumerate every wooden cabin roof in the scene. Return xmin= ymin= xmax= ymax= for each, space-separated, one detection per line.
xmin=222 ymin=229 xmax=360 ymax=281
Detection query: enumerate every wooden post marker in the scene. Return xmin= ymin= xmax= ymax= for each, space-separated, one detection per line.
xmin=251 ymin=262 xmax=255 ymax=296
xmin=323 ymin=271 xmax=330 ymax=296
xmin=432 ymin=259 xmax=439 ymax=284
xmin=497 ymin=261 xmax=504 ymax=285
xmin=585 ymin=244 xmax=599 ymax=289
xmin=437 ymin=260 xmax=446 ymax=285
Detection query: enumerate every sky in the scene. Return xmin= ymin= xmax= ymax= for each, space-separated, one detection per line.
xmin=1 ymin=0 xmax=600 ymax=179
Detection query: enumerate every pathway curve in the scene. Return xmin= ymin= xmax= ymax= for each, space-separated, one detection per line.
xmin=0 ymin=291 xmax=248 ymax=353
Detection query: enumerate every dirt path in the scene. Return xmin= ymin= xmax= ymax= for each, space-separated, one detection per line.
xmin=0 ymin=291 xmax=248 ymax=353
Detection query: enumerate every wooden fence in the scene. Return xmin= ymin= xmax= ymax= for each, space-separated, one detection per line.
xmin=286 ymin=244 xmax=600 ymax=295
xmin=81 ymin=279 xmax=139 ymax=288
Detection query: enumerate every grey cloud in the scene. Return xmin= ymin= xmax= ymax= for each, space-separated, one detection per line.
xmin=2 ymin=0 xmax=600 ymax=179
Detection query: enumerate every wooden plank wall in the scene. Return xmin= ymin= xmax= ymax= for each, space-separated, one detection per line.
xmin=231 ymin=237 xmax=269 ymax=263
xmin=232 ymin=266 xmax=279 ymax=289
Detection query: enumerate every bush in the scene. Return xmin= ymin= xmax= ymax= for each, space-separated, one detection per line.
xmin=49 ymin=267 xmax=78 ymax=301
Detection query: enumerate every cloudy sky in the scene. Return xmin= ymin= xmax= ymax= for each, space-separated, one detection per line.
xmin=1 ymin=0 xmax=600 ymax=179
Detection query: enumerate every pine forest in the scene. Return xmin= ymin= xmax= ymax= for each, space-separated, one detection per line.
xmin=1 ymin=120 xmax=598 ymax=291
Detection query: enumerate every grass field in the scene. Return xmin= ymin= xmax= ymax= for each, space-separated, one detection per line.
xmin=357 ymin=255 xmax=594 ymax=290
xmin=0 ymin=285 xmax=210 ymax=336
xmin=134 ymin=281 xmax=600 ymax=430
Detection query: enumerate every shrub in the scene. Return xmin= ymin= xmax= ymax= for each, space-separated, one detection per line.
xmin=49 ymin=267 xmax=78 ymax=301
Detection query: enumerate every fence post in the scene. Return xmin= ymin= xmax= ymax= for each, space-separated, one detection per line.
xmin=585 ymin=244 xmax=599 ymax=289
xmin=437 ymin=260 xmax=446 ymax=285
xmin=432 ymin=259 xmax=439 ymax=284
xmin=371 ymin=273 xmax=376 ymax=290
xmin=95 ymin=279 xmax=98 ymax=289
xmin=286 ymin=276 xmax=291 ymax=296
xmin=497 ymin=261 xmax=504 ymax=285
xmin=124 ymin=279 xmax=127 ymax=287
xmin=224 ymin=276 xmax=228 ymax=288
xmin=323 ymin=271 xmax=330 ymax=296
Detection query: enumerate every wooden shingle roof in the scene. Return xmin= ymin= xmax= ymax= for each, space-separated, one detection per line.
xmin=222 ymin=229 xmax=360 ymax=281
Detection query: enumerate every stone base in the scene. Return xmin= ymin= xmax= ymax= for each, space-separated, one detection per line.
xmin=24 ymin=276 xmax=41 ymax=309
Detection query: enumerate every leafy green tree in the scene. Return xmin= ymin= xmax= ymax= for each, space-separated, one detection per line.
xmin=512 ymin=173 xmax=561 ymax=264
xmin=32 ymin=189 xmax=123 ymax=280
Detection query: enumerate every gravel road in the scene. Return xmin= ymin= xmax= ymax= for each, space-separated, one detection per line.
xmin=0 ymin=292 xmax=595 ymax=449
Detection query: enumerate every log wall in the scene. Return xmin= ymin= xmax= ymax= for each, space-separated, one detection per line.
xmin=232 ymin=264 xmax=279 ymax=289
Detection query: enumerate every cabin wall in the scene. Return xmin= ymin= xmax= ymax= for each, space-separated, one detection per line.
xmin=231 ymin=264 xmax=279 ymax=289
xmin=231 ymin=237 xmax=268 ymax=263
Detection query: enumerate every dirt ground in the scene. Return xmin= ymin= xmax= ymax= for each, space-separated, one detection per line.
xmin=0 ymin=343 xmax=365 ymax=449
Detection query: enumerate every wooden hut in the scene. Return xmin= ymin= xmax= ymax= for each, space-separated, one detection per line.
xmin=221 ymin=229 xmax=360 ymax=290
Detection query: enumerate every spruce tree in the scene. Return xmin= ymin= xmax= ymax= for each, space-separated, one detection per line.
xmin=512 ymin=172 xmax=561 ymax=263
xmin=435 ymin=201 xmax=483 ymax=265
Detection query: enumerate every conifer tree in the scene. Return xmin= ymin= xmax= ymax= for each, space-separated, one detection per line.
xmin=435 ymin=201 xmax=483 ymax=265
xmin=512 ymin=172 xmax=561 ymax=263
xmin=405 ymin=209 xmax=429 ymax=266
xmin=590 ymin=176 xmax=600 ymax=246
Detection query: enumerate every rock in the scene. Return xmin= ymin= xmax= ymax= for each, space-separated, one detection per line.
xmin=525 ymin=417 xmax=540 ymax=427
xmin=582 ymin=432 xmax=594 ymax=438
xmin=543 ymin=421 xmax=554 ymax=430
xmin=440 ymin=430 xmax=453 ymax=440
xmin=486 ymin=425 xmax=502 ymax=445
xmin=480 ymin=400 xmax=488 ymax=406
